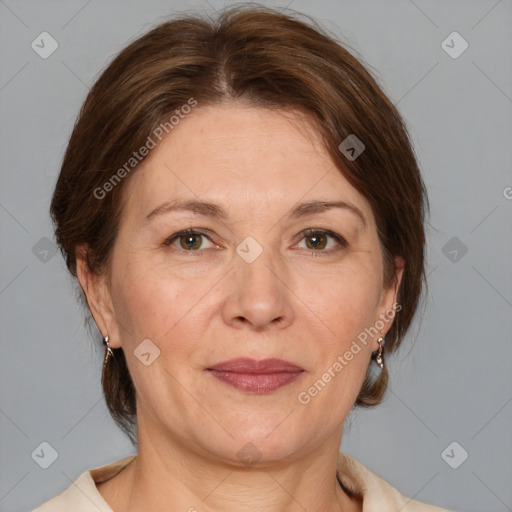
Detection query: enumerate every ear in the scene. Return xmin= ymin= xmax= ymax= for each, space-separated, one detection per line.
xmin=76 ymin=244 xmax=122 ymax=349
xmin=376 ymin=255 xmax=405 ymax=335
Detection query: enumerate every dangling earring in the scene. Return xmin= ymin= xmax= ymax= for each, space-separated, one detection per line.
xmin=103 ymin=335 xmax=114 ymax=368
xmin=374 ymin=336 xmax=385 ymax=370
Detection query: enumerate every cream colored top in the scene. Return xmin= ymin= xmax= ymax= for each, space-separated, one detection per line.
xmin=32 ymin=452 xmax=454 ymax=511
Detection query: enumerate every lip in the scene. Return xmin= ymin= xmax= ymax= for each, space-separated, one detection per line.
xmin=208 ymin=357 xmax=304 ymax=373
xmin=206 ymin=358 xmax=304 ymax=393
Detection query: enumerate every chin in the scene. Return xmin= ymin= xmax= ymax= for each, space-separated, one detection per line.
xmin=211 ymin=422 xmax=305 ymax=464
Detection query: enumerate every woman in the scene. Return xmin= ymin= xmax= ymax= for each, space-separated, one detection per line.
xmin=33 ymin=5 xmax=454 ymax=511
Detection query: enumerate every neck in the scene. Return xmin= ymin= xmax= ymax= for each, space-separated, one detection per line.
xmin=98 ymin=417 xmax=362 ymax=512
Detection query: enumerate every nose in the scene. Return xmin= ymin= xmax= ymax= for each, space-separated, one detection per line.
xmin=222 ymin=246 xmax=294 ymax=332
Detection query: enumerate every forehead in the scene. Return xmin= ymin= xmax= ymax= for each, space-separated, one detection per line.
xmin=120 ymin=104 xmax=374 ymax=224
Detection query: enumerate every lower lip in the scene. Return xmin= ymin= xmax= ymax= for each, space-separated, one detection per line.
xmin=207 ymin=370 xmax=303 ymax=393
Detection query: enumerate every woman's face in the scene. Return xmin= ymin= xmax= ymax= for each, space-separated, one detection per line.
xmin=88 ymin=104 xmax=402 ymax=463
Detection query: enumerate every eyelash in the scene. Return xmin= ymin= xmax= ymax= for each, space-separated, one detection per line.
xmin=162 ymin=228 xmax=347 ymax=257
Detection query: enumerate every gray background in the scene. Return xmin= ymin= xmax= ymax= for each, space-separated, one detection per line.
xmin=0 ymin=0 xmax=511 ymax=511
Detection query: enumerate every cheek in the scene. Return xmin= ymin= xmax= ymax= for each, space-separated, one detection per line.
xmin=109 ymin=253 xmax=170 ymax=340
xmin=295 ymin=271 xmax=380 ymax=414
xmin=110 ymin=253 xmax=212 ymax=357
xmin=108 ymin=260 xmax=203 ymax=405
xmin=302 ymin=261 xmax=382 ymax=342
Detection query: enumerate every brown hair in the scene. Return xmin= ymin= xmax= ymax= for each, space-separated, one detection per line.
xmin=50 ymin=4 xmax=428 ymax=445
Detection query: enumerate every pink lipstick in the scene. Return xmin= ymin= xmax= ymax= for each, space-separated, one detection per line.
xmin=207 ymin=357 xmax=304 ymax=393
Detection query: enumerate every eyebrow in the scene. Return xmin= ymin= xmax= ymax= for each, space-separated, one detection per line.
xmin=145 ymin=199 xmax=366 ymax=227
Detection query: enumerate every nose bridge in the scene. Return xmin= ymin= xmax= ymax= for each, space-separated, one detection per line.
xmin=235 ymin=235 xmax=281 ymax=296
xmin=224 ymin=234 xmax=293 ymax=329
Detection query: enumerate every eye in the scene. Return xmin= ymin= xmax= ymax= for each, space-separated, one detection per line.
xmin=163 ymin=228 xmax=347 ymax=256
xmin=295 ymin=229 xmax=347 ymax=255
xmin=163 ymin=229 xmax=218 ymax=253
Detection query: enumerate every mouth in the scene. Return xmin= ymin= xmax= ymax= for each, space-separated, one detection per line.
xmin=206 ymin=357 xmax=304 ymax=393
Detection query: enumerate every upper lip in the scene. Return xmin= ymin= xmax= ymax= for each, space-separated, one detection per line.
xmin=207 ymin=357 xmax=304 ymax=374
